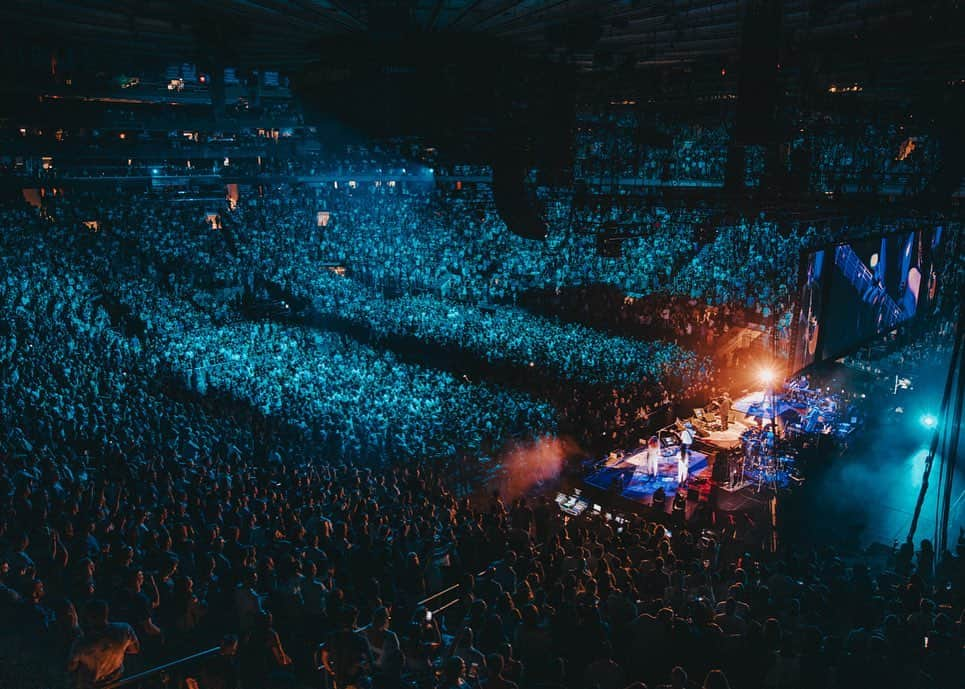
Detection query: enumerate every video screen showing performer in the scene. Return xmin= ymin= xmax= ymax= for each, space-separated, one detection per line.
xmin=792 ymin=249 xmax=825 ymax=372
xmin=819 ymin=230 xmax=942 ymax=362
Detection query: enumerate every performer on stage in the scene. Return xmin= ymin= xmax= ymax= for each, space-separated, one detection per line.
xmin=678 ymin=423 xmax=694 ymax=485
xmin=645 ymin=435 xmax=660 ymax=478
xmin=680 ymin=422 xmax=695 ymax=460
xmin=719 ymin=392 xmax=732 ymax=431
xmin=763 ymin=425 xmax=777 ymax=462
xmin=677 ymin=447 xmax=689 ymax=485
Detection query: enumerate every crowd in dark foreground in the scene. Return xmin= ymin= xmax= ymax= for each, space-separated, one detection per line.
xmin=2 ymin=432 xmax=964 ymax=689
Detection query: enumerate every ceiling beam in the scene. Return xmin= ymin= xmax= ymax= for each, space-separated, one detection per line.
xmin=425 ymin=0 xmax=446 ymax=31
xmin=445 ymin=0 xmax=491 ymax=30
xmin=476 ymin=0 xmax=579 ymax=34
xmin=325 ymin=0 xmax=367 ymax=27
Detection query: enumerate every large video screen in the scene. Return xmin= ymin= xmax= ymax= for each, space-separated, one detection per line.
xmin=793 ymin=227 xmax=946 ymax=369
xmin=790 ymin=248 xmax=826 ymax=372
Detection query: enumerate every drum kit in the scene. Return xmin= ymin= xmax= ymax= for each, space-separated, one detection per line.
xmin=706 ymin=379 xmax=865 ymax=493
xmin=740 ymin=426 xmax=803 ymax=491
xmin=784 ymin=385 xmax=855 ymax=438
xmin=732 ymin=383 xmax=861 ymax=492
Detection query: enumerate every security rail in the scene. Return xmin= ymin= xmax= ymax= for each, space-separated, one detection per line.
xmin=97 ymin=645 xmax=220 ymax=689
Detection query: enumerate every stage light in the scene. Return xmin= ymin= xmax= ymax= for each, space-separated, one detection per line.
xmin=759 ymin=368 xmax=777 ymax=386
xmin=921 ymin=414 xmax=938 ymax=429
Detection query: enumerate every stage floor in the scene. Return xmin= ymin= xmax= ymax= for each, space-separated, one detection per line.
xmin=733 ymin=390 xmax=807 ymax=419
xmin=584 ymin=446 xmax=711 ymax=506
xmin=697 ymin=419 xmax=748 ymax=450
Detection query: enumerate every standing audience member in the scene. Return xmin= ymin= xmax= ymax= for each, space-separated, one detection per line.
xmin=67 ymin=600 xmax=140 ymax=689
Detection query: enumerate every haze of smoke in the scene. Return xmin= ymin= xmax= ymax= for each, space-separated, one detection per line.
xmin=493 ymin=435 xmax=582 ymax=501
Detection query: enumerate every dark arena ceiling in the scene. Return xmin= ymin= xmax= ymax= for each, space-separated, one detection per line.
xmin=0 ymin=0 xmax=959 ymax=72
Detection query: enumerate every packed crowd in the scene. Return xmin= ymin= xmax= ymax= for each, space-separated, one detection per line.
xmin=302 ymin=274 xmax=703 ymax=389
xmin=572 ymin=106 xmax=944 ymax=195
xmin=10 ymin=96 xmax=949 ymax=202
xmin=244 ymin=184 xmax=695 ymax=303
xmin=18 ymin=180 xmax=949 ymax=462
xmin=164 ymin=321 xmax=558 ymax=463
xmin=0 ymin=204 xmax=559 ymax=467
xmin=44 ymin=184 xmax=713 ymax=390
xmin=797 ymin=113 xmax=943 ymax=195
xmin=1 ymin=188 xmax=722 ymax=466
xmin=2 ymin=386 xmax=963 ymax=689
xmin=670 ymin=219 xmax=809 ymax=310
xmin=0 ymin=161 xmax=962 ymax=689
xmin=234 ymin=181 xmax=795 ymax=309
xmin=574 ymin=109 xmax=737 ymax=186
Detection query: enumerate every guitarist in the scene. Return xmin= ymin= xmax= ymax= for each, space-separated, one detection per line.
xmin=719 ymin=392 xmax=732 ymax=432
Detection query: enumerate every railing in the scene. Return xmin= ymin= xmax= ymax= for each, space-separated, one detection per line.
xmin=430 ymin=598 xmax=462 ymax=618
xmin=418 ymin=543 xmax=550 ymax=619
xmin=416 ymin=583 xmax=461 ymax=611
xmin=416 ymin=561 xmax=502 ymax=621
xmin=97 ymin=646 xmax=220 ymax=689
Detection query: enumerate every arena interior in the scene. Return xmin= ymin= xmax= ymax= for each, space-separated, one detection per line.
xmin=0 ymin=2 xmax=963 ymax=689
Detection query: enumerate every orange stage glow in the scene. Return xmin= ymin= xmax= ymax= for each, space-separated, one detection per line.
xmin=759 ymin=367 xmax=778 ymax=387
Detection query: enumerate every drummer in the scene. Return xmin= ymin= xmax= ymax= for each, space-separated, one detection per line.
xmin=745 ymin=409 xmax=765 ymax=430
xmin=763 ymin=424 xmax=777 ymax=452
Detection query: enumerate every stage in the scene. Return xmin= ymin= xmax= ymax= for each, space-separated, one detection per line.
xmin=732 ymin=389 xmax=807 ymax=420
xmin=578 ymin=383 xmax=861 ymax=514
xmin=695 ymin=419 xmax=748 ymax=451
xmin=584 ymin=445 xmax=712 ymax=506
